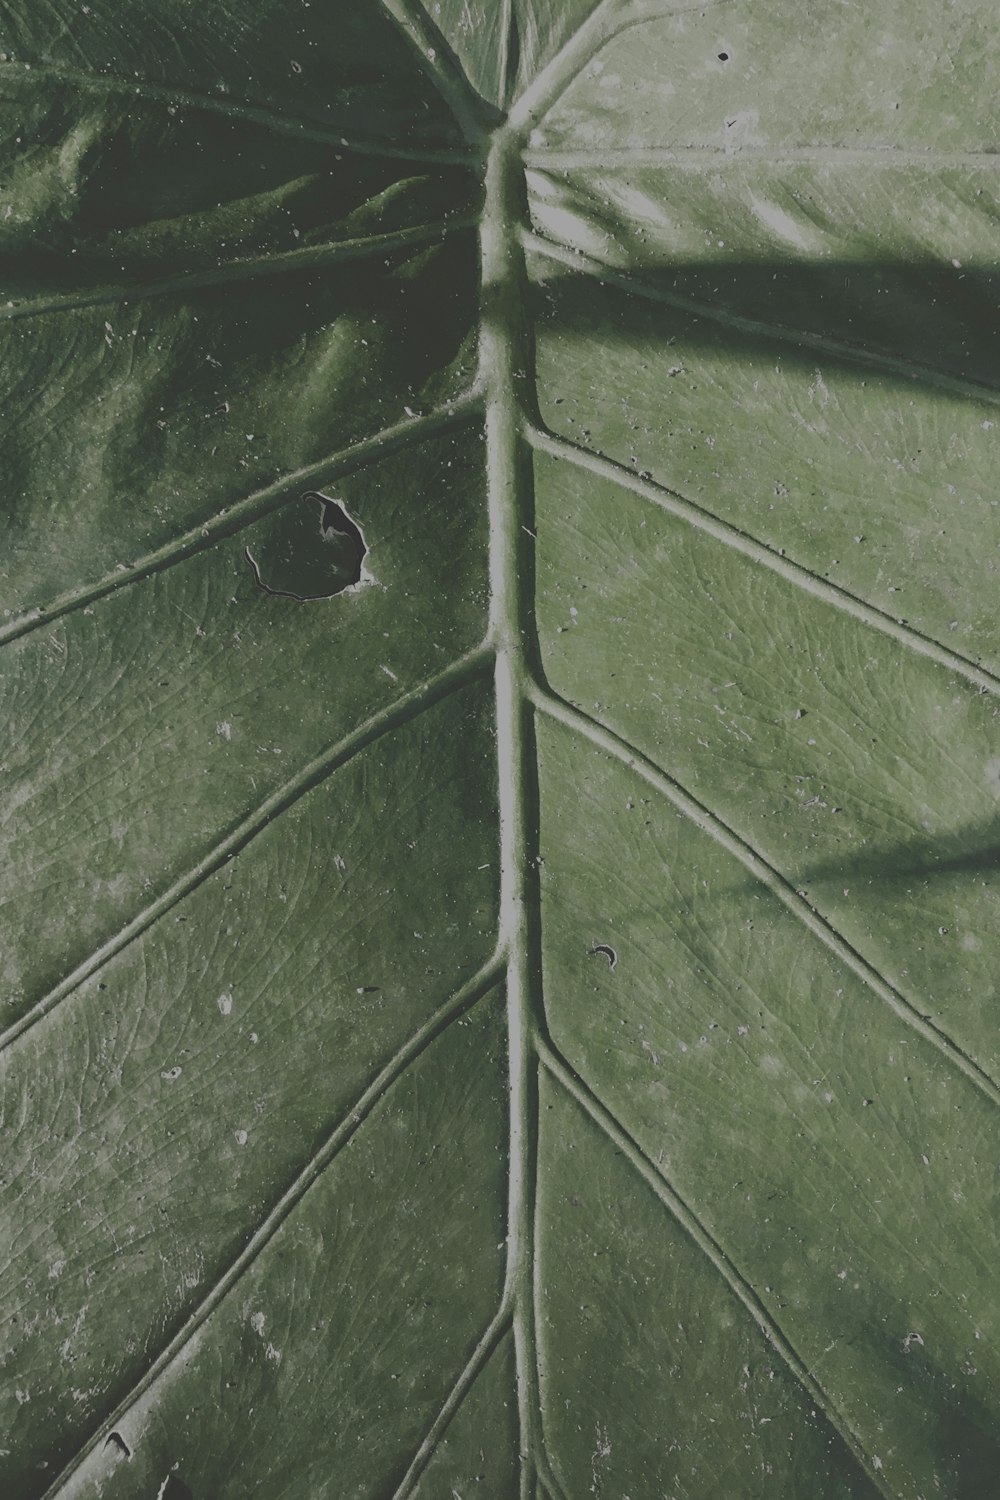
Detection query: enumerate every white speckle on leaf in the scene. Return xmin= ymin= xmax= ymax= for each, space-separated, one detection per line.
xmin=217 ymin=992 xmax=233 ymax=1016
xmin=161 ymin=1066 xmax=182 ymax=1082
xmin=235 ymin=1129 xmax=249 ymax=1146
xmin=216 ymin=721 xmax=232 ymax=740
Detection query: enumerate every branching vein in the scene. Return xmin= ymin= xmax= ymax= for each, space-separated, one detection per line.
xmin=537 ymin=1033 xmax=893 ymax=1500
xmin=391 ymin=1308 xmax=514 ymax=1498
xmin=528 ymin=424 xmax=1000 ymax=700
xmin=0 ymin=395 xmax=482 ymax=650
xmin=39 ymin=956 xmax=506 ymax=1500
xmin=0 ymin=59 xmax=476 ymax=164
xmin=0 ymin=218 xmax=477 ymax=326
xmin=0 ymin=647 xmax=493 ymax=1056
xmin=525 ymin=231 xmax=1000 ymax=409
xmin=532 ymin=681 xmax=1000 ymax=1112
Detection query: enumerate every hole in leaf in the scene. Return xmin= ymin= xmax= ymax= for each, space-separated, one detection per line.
xmin=156 ymin=1474 xmax=194 ymax=1500
xmin=589 ymin=943 xmax=618 ymax=971
xmin=245 ymin=491 xmax=369 ymax=601
xmin=717 ymin=50 xmax=729 ymax=60
xmin=104 ymin=1431 xmax=131 ymax=1460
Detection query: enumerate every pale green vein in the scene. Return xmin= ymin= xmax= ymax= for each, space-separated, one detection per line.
xmin=392 ymin=1306 xmax=515 ymax=1498
xmin=498 ymin=0 xmax=515 ymax=110
xmin=377 ymin=0 xmax=498 ymax=144
xmin=0 ymin=59 xmax=475 ymax=164
xmin=509 ymin=0 xmax=737 ymax=133
xmin=531 ymin=682 xmax=1000 ymax=1113
xmin=483 ymin=124 xmax=546 ymax=1500
xmin=0 ymin=216 xmax=475 ymax=325
xmin=536 ymin=1455 xmax=572 ymax=1500
xmin=0 ymin=646 xmax=494 ymax=1056
xmin=528 ymin=424 xmax=1000 ymax=700
xmin=524 ymin=231 xmax=1000 ymax=408
xmin=524 ymin=146 xmax=1000 ymax=169
xmin=537 ymin=1033 xmax=892 ymax=1500
xmin=0 ymin=394 xmax=482 ymax=649
xmin=39 ymin=956 xmax=506 ymax=1500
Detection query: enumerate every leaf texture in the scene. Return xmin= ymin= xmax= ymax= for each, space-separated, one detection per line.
xmin=2 ymin=2 xmax=1000 ymax=1498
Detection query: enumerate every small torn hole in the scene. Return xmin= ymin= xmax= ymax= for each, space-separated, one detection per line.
xmin=589 ymin=943 xmax=618 ymax=971
xmin=104 ymin=1431 xmax=131 ymax=1460
xmin=717 ymin=50 xmax=729 ymax=60
xmin=157 ymin=1474 xmax=194 ymax=1500
xmin=245 ymin=491 xmax=370 ymax=601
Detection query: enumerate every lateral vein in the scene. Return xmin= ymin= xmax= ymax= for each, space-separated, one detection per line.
xmin=376 ymin=0 xmax=497 ymax=144
xmin=391 ymin=1303 xmax=514 ymax=1498
xmin=39 ymin=956 xmax=506 ymax=1500
xmin=0 ymin=394 xmax=483 ymax=649
xmin=525 ymin=145 xmax=1000 ymax=169
xmin=528 ymin=424 xmax=1000 ymax=701
xmin=524 ymin=231 xmax=1000 ymax=408
xmin=0 ymin=647 xmax=494 ymax=1056
xmin=538 ymin=1034 xmax=894 ymax=1500
xmin=531 ymin=683 xmax=1000 ymax=1114
xmin=0 ymin=218 xmax=477 ymax=325
xmin=0 ymin=58 xmax=474 ymax=163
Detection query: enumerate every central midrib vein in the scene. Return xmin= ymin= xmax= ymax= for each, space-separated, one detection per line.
xmin=481 ymin=124 xmax=546 ymax=1500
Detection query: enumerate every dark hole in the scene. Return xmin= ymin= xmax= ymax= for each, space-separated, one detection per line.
xmin=104 ymin=1431 xmax=131 ymax=1460
xmin=717 ymin=50 xmax=729 ymax=60
xmin=245 ymin=491 xmax=368 ymax=601
xmin=589 ymin=943 xmax=618 ymax=971
xmin=160 ymin=1476 xmax=194 ymax=1500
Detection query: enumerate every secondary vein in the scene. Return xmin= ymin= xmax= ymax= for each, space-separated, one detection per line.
xmin=531 ymin=682 xmax=1000 ymax=1114
xmin=391 ymin=1304 xmax=514 ymax=1498
xmin=0 ymin=394 xmax=483 ymax=649
xmin=0 ymin=59 xmax=474 ymax=163
xmin=524 ymin=231 xmax=1000 ymax=408
xmin=0 ymin=646 xmax=494 ymax=1056
xmin=528 ymin=423 xmax=1000 ymax=701
xmin=38 ymin=955 xmax=506 ymax=1500
xmin=0 ymin=217 xmax=477 ymax=326
xmin=537 ymin=1033 xmax=894 ymax=1500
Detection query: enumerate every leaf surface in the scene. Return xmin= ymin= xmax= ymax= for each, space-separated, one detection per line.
xmin=3 ymin=3 xmax=1000 ymax=1498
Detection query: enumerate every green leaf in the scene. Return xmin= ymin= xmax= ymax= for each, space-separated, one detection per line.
xmin=3 ymin=2 xmax=1000 ymax=1497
